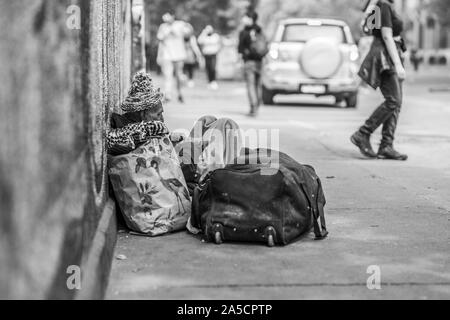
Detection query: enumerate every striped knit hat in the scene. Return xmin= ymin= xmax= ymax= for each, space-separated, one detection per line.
xmin=121 ymin=72 xmax=164 ymax=113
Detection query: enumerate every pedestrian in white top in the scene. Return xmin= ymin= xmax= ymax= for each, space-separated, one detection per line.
xmin=198 ymin=25 xmax=222 ymax=90
xmin=157 ymin=13 xmax=190 ymax=103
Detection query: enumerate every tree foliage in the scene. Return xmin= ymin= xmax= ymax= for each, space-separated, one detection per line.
xmin=257 ymin=0 xmax=366 ymax=40
xmin=145 ymin=0 xmax=240 ymax=36
xmin=428 ymin=0 xmax=450 ymax=27
xmin=144 ymin=0 xmax=249 ymax=70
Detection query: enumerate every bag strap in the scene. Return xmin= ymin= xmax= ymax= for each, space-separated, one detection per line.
xmin=312 ymin=178 xmax=328 ymax=240
xmin=312 ymin=206 xmax=328 ymax=240
xmin=191 ymin=172 xmax=214 ymax=229
xmin=191 ymin=186 xmax=201 ymax=229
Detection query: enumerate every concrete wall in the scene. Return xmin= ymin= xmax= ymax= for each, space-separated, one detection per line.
xmin=0 ymin=0 xmax=131 ymax=299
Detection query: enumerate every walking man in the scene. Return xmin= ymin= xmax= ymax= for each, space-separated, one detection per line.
xmin=238 ymin=12 xmax=268 ymax=117
xmin=352 ymin=0 xmax=408 ymax=161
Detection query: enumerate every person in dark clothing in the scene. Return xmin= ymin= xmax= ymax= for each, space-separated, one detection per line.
xmin=238 ymin=12 xmax=264 ymax=117
xmin=410 ymin=48 xmax=422 ymax=72
xmin=352 ymin=0 xmax=408 ymax=161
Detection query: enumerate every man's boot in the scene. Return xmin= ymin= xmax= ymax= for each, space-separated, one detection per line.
xmin=350 ymin=131 xmax=377 ymax=158
xmin=378 ymin=145 xmax=408 ymax=161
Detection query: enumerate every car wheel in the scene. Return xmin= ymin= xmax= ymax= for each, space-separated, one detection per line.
xmin=346 ymin=93 xmax=358 ymax=108
xmin=335 ymin=96 xmax=346 ymax=108
xmin=262 ymin=86 xmax=275 ymax=105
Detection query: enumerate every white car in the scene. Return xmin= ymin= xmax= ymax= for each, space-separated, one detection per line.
xmin=262 ymin=18 xmax=360 ymax=108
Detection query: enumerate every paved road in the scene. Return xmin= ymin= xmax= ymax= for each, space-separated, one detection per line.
xmin=107 ymin=68 xmax=450 ymax=300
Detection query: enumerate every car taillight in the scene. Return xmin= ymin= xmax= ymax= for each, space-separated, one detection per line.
xmin=269 ymin=43 xmax=280 ymax=60
xmin=268 ymin=44 xmax=293 ymax=61
xmin=269 ymin=47 xmax=279 ymax=60
xmin=349 ymin=45 xmax=360 ymax=62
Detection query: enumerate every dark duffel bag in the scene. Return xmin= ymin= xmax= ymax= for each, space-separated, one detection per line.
xmin=191 ymin=149 xmax=328 ymax=246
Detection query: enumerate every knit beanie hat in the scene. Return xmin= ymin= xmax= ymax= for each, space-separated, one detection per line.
xmin=121 ymin=72 xmax=164 ymax=113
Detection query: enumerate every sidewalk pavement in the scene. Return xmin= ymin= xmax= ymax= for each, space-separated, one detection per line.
xmin=106 ymin=70 xmax=450 ymax=300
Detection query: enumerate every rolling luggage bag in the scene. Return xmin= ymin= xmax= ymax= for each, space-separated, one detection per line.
xmin=191 ymin=150 xmax=328 ymax=246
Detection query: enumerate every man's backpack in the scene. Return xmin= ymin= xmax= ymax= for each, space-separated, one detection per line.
xmin=250 ymin=30 xmax=269 ymax=59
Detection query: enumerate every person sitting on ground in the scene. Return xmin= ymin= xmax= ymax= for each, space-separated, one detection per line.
xmin=108 ymin=72 xmax=184 ymax=156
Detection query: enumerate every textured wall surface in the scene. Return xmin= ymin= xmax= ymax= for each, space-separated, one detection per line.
xmin=0 ymin=0 xmax=130 ymax=299
xmin=131 ymin=0 xmax=146 ymax=75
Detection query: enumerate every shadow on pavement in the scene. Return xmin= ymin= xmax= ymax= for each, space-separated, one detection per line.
xmin=267 ymin=102 xmax=347 ymax=109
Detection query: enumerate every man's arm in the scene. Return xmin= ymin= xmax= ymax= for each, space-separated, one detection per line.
xmin=107 ymin=127 xmax=136 ymax=156
xmin=157 ymin=24 xmax=171 ymax=41
xmin=379 ymin=3 xmax=405 ymax=80
xmin=381 ymin=27 xmax=405 ymax=80
xmin=198 ymin=29 xmax=208 ymax=46
xmin=191 ymin=36 xmax=205 ymax=67
xmin=107 ymin=121 xmax=169 ymax=156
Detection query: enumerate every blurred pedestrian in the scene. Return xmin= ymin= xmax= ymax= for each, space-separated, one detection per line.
xmin=198 ymin=25 xmax=222 ymax=90
xmin=157 ymin=13 xmax=190 ymax=103
xmin=238 ymin=11 xmax=268 ymax=117
xmin=352 ymin=0 xmax=408 ymax=161
xmin=183 ymin=23 xmax=204 ymax=88
xmin=410 ymin=48 xmax=422 ymax=72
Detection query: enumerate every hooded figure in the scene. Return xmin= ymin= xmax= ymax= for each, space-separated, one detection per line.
xmin=108 ymin=72 xmax=169 ymax=156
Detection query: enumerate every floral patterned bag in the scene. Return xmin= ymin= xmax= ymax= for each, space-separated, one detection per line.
xmin=109 ymin=136 xmax=191 ymax=236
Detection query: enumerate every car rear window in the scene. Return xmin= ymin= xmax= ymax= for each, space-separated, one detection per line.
xmin=282 ymin=24 xmax=346 ymax=43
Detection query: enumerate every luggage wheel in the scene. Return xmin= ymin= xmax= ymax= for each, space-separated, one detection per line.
xmin=265 ymin=226 xmax=276 ymax=247
xmin=213 ymin=224 xmax=223 ymax=245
